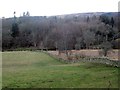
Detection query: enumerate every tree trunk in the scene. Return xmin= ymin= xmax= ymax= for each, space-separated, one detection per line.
xmin=34 ymin=42 xmax=37 ymax=47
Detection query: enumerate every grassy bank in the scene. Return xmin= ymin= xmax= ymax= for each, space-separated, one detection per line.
xmin=2 ymin=51 xmax=119 ymax=88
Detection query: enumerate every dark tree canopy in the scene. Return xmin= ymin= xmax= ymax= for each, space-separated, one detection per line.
xmin=2 ymin=12 xmax=119 ymax=51
xmin=11 ymin=23 xmax=19 ymax=38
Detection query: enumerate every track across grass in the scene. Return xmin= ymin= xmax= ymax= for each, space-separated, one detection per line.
xmin=2 ymin=51 xmax=119 ymax=88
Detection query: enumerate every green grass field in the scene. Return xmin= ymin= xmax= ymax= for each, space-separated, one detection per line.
xmin=2 ymin=51 xmax=119 ymax=88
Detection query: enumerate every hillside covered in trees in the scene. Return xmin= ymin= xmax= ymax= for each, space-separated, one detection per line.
xmin=2 ymin=12 xmax=120 ymax=51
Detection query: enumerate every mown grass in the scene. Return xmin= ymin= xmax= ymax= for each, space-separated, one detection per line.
xmin=2 ymin=51 xmax=119 ymax=88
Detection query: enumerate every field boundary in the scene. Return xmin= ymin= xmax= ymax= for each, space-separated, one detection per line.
xmin=43 ymin=51 xmax=69 ymax=64
xmin=46 ymin=51 xmax=120 ymax=67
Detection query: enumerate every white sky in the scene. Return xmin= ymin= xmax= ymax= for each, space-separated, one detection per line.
xmin=0 ymin=0 xmax=119 ymax=18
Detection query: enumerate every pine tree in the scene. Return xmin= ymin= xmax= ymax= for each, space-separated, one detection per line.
xmin=110 ymin=17 xmax=114 ymax=27
xmin=26 ymin=11 xmax=30 ymax=16
xmin=11 ymin=11 xmax=19 ymax=38
xmin=11 ymin=23 xmax=19 ymax=37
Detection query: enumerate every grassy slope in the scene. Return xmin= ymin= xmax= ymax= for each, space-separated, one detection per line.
xmin=2 ymin=51 xmax=119 ymax=88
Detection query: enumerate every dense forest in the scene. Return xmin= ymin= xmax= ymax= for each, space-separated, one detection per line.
xmin=2 ymin=12 xmax=120 ymax=52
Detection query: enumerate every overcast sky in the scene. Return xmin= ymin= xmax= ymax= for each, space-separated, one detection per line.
xmin=0 ymin=0 xmax=119 ymax=18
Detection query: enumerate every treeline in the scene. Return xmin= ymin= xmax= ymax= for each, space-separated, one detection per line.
xmin=2 ymin=12 xmax=120 ymax=51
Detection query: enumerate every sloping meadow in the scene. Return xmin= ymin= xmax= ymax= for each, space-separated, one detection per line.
xmin=2 ymin=51 xmax=119 ymax=88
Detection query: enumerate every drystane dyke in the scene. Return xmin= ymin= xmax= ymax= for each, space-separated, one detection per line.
xmin=47 ymin=50 xmax=120 ymax=67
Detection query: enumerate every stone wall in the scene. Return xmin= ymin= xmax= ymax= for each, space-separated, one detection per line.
xmin=47 ymin=50 xmax=120 ymax=67
xmin=48 ymin=49 xmax=119 ymax=60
